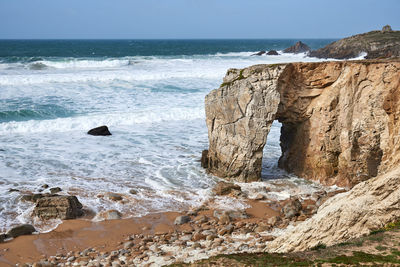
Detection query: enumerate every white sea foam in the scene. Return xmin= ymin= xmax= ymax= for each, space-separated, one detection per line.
xmin=0 ymin=51 xmax=335 ymax=232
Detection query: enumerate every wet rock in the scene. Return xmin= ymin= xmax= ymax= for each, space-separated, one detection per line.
xmin=107 ymin=193 xmax=123 ymax=201
xmin=49 ymin=187 xmax=62 ymax=194
xmin=21 ymin=193 xmax=46 ymax=203
xmin=201 ymin=149 xmax=209 ymax=168
xmin=283 ymin=41 xmax=310 ymax=53
xmin=212 ymin=181 xmax=241 ymax=196
xmin=252 ymin=51 xmax=266 ymax=56
xmin=267 ymin=50 xmax=279 ymax=55
xmin=6 ymin=224 xmax=36 ymax=238
xmin=174 ymin=215 xmax=190 ymax=225
xmin=42 ymin=184 xmax=49 ymax=189
xmin=281 ymin=198 xmax=302 ymax=219
xmin=33 ymin=195 xmax=84 ymax=220
xmin=87 ymin=125 xmax=112 ymax=136
xmin=0 ymin=233 xmax=8 ymax=243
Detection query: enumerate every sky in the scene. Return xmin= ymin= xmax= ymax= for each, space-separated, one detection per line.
xmin=0 ymin=0 xmax=399 ymax=39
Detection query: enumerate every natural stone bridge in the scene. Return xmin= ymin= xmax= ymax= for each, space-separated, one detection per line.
xmin=202 ymin=60 xmax=400 ymax=188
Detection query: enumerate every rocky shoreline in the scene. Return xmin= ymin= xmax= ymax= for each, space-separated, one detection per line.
xmin=0 ymin=179 xmax=346 ymax=266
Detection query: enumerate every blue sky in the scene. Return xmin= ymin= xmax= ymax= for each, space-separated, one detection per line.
xmin=0 ymin=0 xmax=399 ymax=39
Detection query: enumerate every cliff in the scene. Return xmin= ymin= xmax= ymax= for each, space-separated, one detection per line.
xmin=203 ymin=60 xmax=400 ymax=187
xmin=268 ymin=165 xmax=400 ymax=252
xmin=309 ymin=28 xmax=400 ymax=59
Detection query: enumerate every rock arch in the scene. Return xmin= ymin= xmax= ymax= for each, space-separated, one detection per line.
xmin=202 ymin=60 xmax=400 ymax=188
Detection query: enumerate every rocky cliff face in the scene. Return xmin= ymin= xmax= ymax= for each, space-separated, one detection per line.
xmin=268 ymin=165 xmax=400 ymax=252
xmin=309 ymin=29 xmax=400 ymax=59
xmin=203 ymin=60 xmax=400 ymax=187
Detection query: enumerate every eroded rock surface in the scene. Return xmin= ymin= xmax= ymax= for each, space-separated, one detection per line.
xmin=204 ymin=60 xmax=400 ymax=187
xmin=33 ymin=195 xmax=84 ymax=220
xmin=268 ymin=166 xmax=400 ymax=252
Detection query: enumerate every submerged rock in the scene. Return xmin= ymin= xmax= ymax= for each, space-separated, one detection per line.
xmin=87 ymin=125 xmax=112 ymax=136
xmin=50 ymin=187 xmax=62 ymax=194
xmin=6 ymin=224 xmax=36 ymax=238
xmin=33 ymin=195 xmax=84 ymax=220
xmin=283 ymin=41 xmax=310 ymax=53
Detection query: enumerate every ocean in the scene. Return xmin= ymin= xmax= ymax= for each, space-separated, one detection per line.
xmin=0 ymin=39 xmax=336 ymax=232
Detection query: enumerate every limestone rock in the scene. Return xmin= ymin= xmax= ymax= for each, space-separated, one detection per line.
xmin=33 ymin=195 xmax=84 ymax=220
xmin=6 ymin=224 xmax=36 ymax=238
xmin=268 ymin=166 xmax=400 ymax=252
xmin=204 ymin=60 xmax=400 ymax=187
xmin=87 ymin=125 xmax=112 ymax=136
xmin=309 ymin=29 xmax=400 ymax=59
xmin=283 ymin=41 xmax=310 ymax=54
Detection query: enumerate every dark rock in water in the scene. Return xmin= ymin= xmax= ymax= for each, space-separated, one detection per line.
xmin=252 ymin=51 xmax=266 ymax=56
xmin=41 ymin=184 xmax=49 ymax=189
xmin=49 ymin=187 xmax=62 ymax=194
xmin=283 ymin=41 xmax=311 ymax=54
xmin=87 ymin=125 xmax=112 ymax=136
xmin=281 ymin=198 xmax=302 ymax=219
xmin=33 ymin=195 xmax=84 ymax=220
xmin=8 ymin=188 xmax=19 ymax=193
xmin=309 ymin=29 xmax=400 ymax=59
xmin=267 ymin=50 xmax=279 ymax=55
xmin=6 ymin=224 xmax=36 ymax=238
xmin=201 ymin=150 xmax=209 ymax=168
xmin=212 ymin=181 xmax=241 ymax=196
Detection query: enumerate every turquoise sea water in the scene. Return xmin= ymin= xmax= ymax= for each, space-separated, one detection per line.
xmin=0 ymin=39 xmax=335 ymax=231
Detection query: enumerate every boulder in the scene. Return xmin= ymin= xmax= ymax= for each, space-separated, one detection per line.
xmin=252 ymin=51 xmax=266 ymax=56
xmin=174 ymin=215 xmax=190 ymax=225
xmin=87 ymin=126 xmax=112 ymax=136
xmin=32 ymin=195 xmax=84 ymax=220
xmin=212 ymin=181 xmax=241 ymax=196
xmin=283 ymin=41 xmax=310 ymax=53
xmin=267 ymin=50 xmax=279 ymax=55
xmin=6 ymin=224 xmax=36 ymax=238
